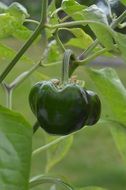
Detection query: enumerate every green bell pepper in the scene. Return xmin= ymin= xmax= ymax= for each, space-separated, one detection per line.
xmin=29 ymin=80 xmax=101 ymax=135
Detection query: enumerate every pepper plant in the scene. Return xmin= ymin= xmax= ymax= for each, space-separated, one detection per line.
xmin=0 ymin=0 xmax=126 ymax=190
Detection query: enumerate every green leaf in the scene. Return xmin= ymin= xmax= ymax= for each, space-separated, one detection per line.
xmin=62 ymin=0 xmax=85 ymax=14
xmin=62 ymin=2 xmax=114 ymax=50
xmin=0 ymin=43 xmax=33 ymax=64
xmin=48 ymin=0 xmax=59 ymax=25
xmin=87 ymin=67 xmax=126 ymax=162
xmin=0 ymin=3 xmax=29 ymax=40
xmin=6 ymin=2 xmax=29 ymax=19
xmin=12 ymin=25 xmax=33 ymax=41
xmin=0 ymin=13 xmax=17 ymax=39
xmin=45 ymin=135 xmax=73 ymax=172
xmin=82 ymin=5 xmax=114 ymax=50
xmin=87 ymin=67 xmax=126 ymax=123
xmin=114 ymin=32 xmax=126 ymax=61
xmin=0 ymin=105 xmax=32 ymax=190
xmin=120 ymin=0 xmax=126 ymax=5
xmin=62 ymin=0 xmax=86 ymax=20
xmin=84 ymin=5 xmax=108 ymax=24
xmin=46 ymin=40 xmax=62 ymax=64
xmin=110 ymin=121 xmax=126 ymax=163
xmin=0 ymin=13 xmax=23 ymax=39
xmin=65 ymin=28 xmax=93 ymax=49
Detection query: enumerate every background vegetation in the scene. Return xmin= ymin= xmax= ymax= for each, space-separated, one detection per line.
xmin=0 ymin=0 xmax=126 ymax=190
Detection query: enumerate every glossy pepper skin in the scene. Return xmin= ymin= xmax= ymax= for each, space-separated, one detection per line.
xmin=29 ymin=80 xmax=91 ymax=135
xmin=85 ymin=90 xmax=101 ymax=125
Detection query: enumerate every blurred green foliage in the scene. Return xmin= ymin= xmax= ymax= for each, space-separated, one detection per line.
xmin=0 ymin=0 xmax=41 ymax=19
xmin=0 ymin=37 xmax=126 ymax=190
xmin=0 ymin=1 xmax=126 ymax=189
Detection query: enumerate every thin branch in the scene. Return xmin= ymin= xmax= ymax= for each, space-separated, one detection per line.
xmin=60 ymin=15 xmax=71 ymax=23
xmin=46 ymin=20 xmax=113 ymax=34
xmin=2 ymin=83 xmax=13 ymax=109
xmin=78 ymin=39 xmax=99 ymax=59
xmin=111 ymin=10 xmax=126 ymax=29
xmin=29 ymin=175 xmax=74 ymax=190
xmin=32 ymin=135 xmax=70 ymax=156
xmin=0 ymin=0 xmax=48 ymax=84
xmin=50 ymin=7 xmax=62 ymax=18
xmin=76 ymin=48 xmax=107 ymax=66
xmin=25 ymin=19 xmax=40 ymax=25
xmin=9 ymin=59 xmax=44 ymax=89
xmin=53 ymin=29 xmax=65 ymax=52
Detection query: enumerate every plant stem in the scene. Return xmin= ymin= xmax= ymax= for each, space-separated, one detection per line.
xmin=25 ymin=19 xmax=40 ymax=25
xmin=53 ymin=29 xmax=65 ymax=52
xmin=46 ymin=20 xmax=113 ymax=34
xmin=79 ymin=39 xmax=99 ymax=59
xmin=7 ymin=89 xmax=12 ymax=109
xmin=0 ymin=25 xmax=42 ymax=84
xmin=111 ymin=10 xmax=126 ymax=29
xmin=47 ymin=10 xmax=126 ymax=64
xmin=118 ymin=22 xmax=126 ymax=28
xmin=2 ymin=83 xmax=13 ymax=109
xmin=78 ymin=10 xmax=126 ymax=60
xmin=40 ymin=0 xmax=48 ymax=23
xmin=47 ymin=10 xmax=126 ymax=31
xmin=0 ymin=0 xmax=48 ymax=84
xmin=76 ymin=48 xmax=107 ymax=65
xmin=60 ymin=15 xmax=71 ymax=23
xmin=105 ymin=0 xmax=113 ymax=19
xmin=32 ymin=135 xmax=70 ymax=156
xmin=44 ymin=61 xmax=61 ymax=67
xmin=6 ymin=89 xmax=13 ymax=109
xmin=62 ymin=49 xmax=74 ymax=84
xmin=8 ymin=60 xmax=61 ymax=91
xmin=50 ymin=7 xmax=62 ymax=18
xmin=29 ymin=175 xmax=73 ymax=190
xmin=9 ymin=59 xmax=44 ymax=89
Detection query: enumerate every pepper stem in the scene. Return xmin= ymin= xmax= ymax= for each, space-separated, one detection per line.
xmin=62 ymin=49 xmax=75 ymax=84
